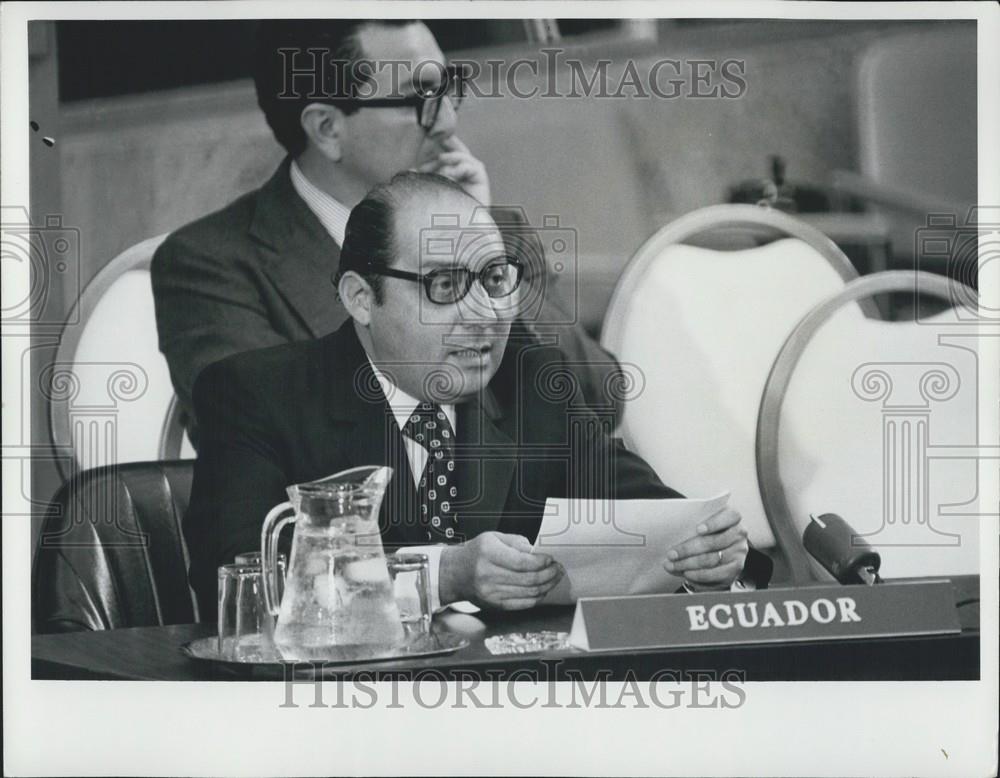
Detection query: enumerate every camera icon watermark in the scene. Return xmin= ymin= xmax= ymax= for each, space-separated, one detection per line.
xmin=37 ymin=360 xmax=152 ymax=547
xmin=913 ymin=206 xmax=999 ymax=324
xmin=489 ymin=208 xmax=579 ymax=327
xmin=1 ymin=206 xmax=80 ymax=327
xmin=417 ymin=207 xmax=578 ymax=326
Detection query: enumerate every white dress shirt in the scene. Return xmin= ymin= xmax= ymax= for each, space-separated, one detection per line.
xmin=369 ymin=362 xmax=745 ymax=607
xmin=368 ymin=361 xmax=478 ymax=613
xmin=289 ymin=160 xmax=352 ymax=245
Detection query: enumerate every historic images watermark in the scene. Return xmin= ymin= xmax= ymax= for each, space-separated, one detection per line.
xmin=3 ymin=206 xmax=80 ymax=533
xmin=846 ymin=207 xmax=998 ymax=549
xmin=276 ymin=50 xmax=748 ymax=102
xmin=1 ymin=206 xmax=80 ymax=327
xmin=913 ymin=206 xmax=997 ymax=323
xmin=2 ymin=206 xmax=150 ymax=546
xmin=279 ymin=663 xmax=748 ymax=710
xmin=3 ymin=206 xmax=80 ymax=524
xmin=416 ymin=206 xmax=577 ymax=326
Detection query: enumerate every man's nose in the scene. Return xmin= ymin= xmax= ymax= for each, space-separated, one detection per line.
xmin=427 ymin=95 xmax=458 ymax=138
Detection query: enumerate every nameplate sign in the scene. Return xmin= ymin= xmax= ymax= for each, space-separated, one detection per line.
xmin=568 ymin=580 xmax=960 ymax=652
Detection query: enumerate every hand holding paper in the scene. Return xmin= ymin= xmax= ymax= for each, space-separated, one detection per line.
xmin=664 ymin=507 xmax=750 ymax=590
xmin=531 ymin=493 xmax=736 ymax=604
xmin=440 ymin=531 xmax=564 ymax=610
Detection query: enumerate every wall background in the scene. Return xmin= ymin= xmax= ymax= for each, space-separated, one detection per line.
xmin=55 ymin=19 xmax=973 ymax=331
xmin=26 ymin=18 xmax=977 ymax=554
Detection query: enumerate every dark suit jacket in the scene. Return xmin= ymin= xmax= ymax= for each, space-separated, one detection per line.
xmin=185 ymin=322 xmax=683 ymax=615
xmin=152 ymin=159 xmax=623 ymax=444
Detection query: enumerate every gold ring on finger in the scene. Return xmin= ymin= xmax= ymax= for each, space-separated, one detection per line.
xmin=718 ymin=550 xmax=724 ymax=566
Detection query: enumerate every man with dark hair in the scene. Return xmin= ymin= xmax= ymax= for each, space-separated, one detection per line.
xmin=152 ymin=19 xmax=621 ymax=444
xmin=185 ymin=173 xmax=767 ymax=616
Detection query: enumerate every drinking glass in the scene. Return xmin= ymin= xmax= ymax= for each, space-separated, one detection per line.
xmin=217 ymin=563 xmax=274 ymax=661
xmin=234 ymin=551 xmax=286 ymax=602
xmin=387 ymin=553 xmax=431 ymax=638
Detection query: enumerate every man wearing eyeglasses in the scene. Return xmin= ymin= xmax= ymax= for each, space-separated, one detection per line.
xmin=152 ymin=18 xmax=622 ymax=446
xmin=184 ymin=172 xmax=767 ymax=616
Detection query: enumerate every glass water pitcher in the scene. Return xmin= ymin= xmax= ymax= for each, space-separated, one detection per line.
xmin=261 ymin=466 xmax=404 ymax=660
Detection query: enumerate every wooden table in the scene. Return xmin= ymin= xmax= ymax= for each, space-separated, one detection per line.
xmin=32 ymin=577 xmax=981 ymax=682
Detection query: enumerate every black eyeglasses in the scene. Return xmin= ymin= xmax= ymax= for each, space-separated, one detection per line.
xmin=339 ymin=63 xmax=469 ymax=130
xmin=369 ymin=257 xmax=524 ymax=305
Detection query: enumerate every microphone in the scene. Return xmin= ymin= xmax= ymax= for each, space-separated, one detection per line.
xmin=803 ymin=513 xmax=882 ymax=585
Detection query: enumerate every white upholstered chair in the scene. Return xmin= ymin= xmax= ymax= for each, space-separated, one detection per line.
xmin=759 ymin=270 xmax=984 ymax=582
xmin=47 ymin=234 xmax=194 ymax=479
xmin=601 ymin=205 xmax=874 ymax=572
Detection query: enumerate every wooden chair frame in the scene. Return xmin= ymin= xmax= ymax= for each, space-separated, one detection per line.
xmin=755 ymin=269 xmax=975 ymax=583
xmin=601 ymin=203 xmax=879 ymax=356
xmin=49 ymin=233 xmax=186 ymax=479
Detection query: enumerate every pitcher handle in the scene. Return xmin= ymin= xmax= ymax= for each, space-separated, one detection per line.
xmin=261 ymin=501 xmax=294 ymax=616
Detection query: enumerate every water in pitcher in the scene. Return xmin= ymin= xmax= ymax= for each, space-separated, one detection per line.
xmin=273 ymin=523 xmax=405 ymax=660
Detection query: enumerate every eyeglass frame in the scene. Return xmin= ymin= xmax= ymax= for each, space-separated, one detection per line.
xmin=366 ymin=256 xmax=525 ymax=305
xmin=334 ymin=63 xmax=470 ymax=130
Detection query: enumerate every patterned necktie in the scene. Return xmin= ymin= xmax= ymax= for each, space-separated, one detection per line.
xmin=401 ymin=402 xmax=460 ymax=542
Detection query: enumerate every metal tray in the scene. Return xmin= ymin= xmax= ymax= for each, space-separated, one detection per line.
xmin=181 ymin=632 xmax=469 ymax=672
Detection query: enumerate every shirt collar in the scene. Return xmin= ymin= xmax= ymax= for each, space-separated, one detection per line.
xmin=367 ymin=358 xmax=456 ymax=434
xmin=289 ymin=159 xmax=352 ymax=245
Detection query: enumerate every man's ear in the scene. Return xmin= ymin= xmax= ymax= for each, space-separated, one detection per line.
xmin=339 ymin=271 xmax=374 ymax=326
xmin=300 ymin=103 xmax=344 ymax=162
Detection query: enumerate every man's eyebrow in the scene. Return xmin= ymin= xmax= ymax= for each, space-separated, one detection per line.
xmin=424 ymin=254 xmax=509 ymax=272
xmin=418 ymin=257 xmax=459 ymax=269
xmin=412 ymin=61 xmax=450 ymax=91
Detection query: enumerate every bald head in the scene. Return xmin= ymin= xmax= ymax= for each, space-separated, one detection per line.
xmin=339 ymin=172 xmax=484 ymax=300
xmin=337 ymin=171 xmax=513 ymax=403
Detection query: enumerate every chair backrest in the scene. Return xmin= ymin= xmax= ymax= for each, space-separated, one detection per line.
xmin=601 ymin=205 xmax=871 ymax=556
xmin=849 ymin=27 xmax=977 ymax=267
xmin=46 ymin=234 xmax=194 ymax=479
xmin=857 ymin=27 xmax=976 ymax=208
xmin=32 ymin=460 xmax=199 ymax=633
xmin=758 ymin=271 xmax=982 ymax=582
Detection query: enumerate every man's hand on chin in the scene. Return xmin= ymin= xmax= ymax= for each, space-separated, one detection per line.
xmin=439 ymin=532 xmax=563 ymax=610
xmin=663 ymin=508 xmax=750 ymax=591
xmin=417 ymin=136 xmax=491 ymax=206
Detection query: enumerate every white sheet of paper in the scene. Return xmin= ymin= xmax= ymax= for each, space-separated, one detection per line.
xmin=532 ymin=493 xmax=730 ymax=604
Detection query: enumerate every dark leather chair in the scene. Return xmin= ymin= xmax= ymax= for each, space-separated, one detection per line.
xmin=33 ymin=460 xmax=201 ymax=633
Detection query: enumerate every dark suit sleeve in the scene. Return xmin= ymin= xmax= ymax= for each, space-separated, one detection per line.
xmin=516 ymin=348 xmax=682 ymax=501
xmin=183 ymin=357 xmax=289 ymax=616
xmin=563 ymin=376 xmax=772 ymax=588
xmin=579 ymin=421 xmax=685 ymax=501
xmin=151 ymin=233 xmax=287 ymax=438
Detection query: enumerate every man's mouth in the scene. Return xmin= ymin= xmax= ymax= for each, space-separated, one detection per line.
xmin=449 ymin=344 xmax=492 ymax=360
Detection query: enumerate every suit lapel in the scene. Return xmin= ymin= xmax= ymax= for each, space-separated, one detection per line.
xmin=249 ymin=158 xmax=346 ymax=338
xmin=320 ymin=325 xmax=521 ymax=544
xmin=322 ymin=326 xmax=421 ymax=543
xmin=455 ymin=389 xmax=516 ymax=540
xmin=349 ymin=397 xmax=422 ymax=544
